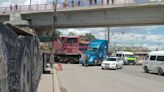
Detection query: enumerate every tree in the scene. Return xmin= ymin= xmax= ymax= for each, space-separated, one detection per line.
xmin=52 ymin=29 xmax=61 ymax=38
xmin=68 ymin=32 xmax=77 ymax=36
xmin=84 ymin=33 xmax=96 ymax=41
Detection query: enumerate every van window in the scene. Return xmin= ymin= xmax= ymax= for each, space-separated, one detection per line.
xmin=116 ymin=54 xmax=121 ymax=57
xmin=150 ymin=56 xmax=156 ymax=60
xmin=157 ymin=56 xmax=164 ymax=61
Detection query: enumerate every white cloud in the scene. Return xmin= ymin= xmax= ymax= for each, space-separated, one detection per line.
xmin=58 ymin=25 xmax=164 ymax=51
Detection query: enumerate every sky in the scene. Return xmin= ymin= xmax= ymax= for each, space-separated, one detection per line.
xmin=0 ymin=0 xmax=163 ymax=50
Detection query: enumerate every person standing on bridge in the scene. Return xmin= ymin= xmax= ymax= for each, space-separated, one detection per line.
xmin=78 ymin=0 xmax=81 ymax=6
xmin=101 ymin=0 xmax=103 ymax=5
xmin=64 ymin=0 xmax=67 ymax=8
xmin=111 ymin=0 xmax=114 ymax=4
xmin=107 ymin=0 xmax=109 ymax=5
xmin=10 ymin=5 xmax=12 ymax=11
xmin=71 ymin=0 xmax=74 ymax=7
xmin=94 ymin=0 xmax=97 ymax=5
xmin=15 ymin=4 xmax=18 ymax=11
xmin=89 ymin=0 xmax=93 ymax=5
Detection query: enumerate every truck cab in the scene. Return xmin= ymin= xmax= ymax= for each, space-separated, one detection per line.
xmin=81 ymin=40 xmax=108 ymax=66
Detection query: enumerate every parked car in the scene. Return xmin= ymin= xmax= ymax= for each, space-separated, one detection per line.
xmin=101 ymin=57 xmax=124 ymax=70
xmin=143 ymin=51 xmax=164 ymax=76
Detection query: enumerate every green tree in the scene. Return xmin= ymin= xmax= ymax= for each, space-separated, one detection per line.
xmin=68 ymin=32 xmax=77 ymax=36
xmin=52 ymin=29 xmax=61 ymax=38
xmin=84 ymin=33 xmax=96 ymax=41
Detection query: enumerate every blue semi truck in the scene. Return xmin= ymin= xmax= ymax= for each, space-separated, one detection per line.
xmin=80 ymin=40 xmax=108 ymax=66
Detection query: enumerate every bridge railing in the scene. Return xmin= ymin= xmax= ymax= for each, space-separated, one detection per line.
xmin=0 ymin=0 xmax=163 ymax=15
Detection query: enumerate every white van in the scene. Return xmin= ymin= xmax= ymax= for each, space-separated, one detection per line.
xmin=143 ymin=51 xmax=164 ymax=75
xmin=116 ymin=51 xmax=136 ymax=65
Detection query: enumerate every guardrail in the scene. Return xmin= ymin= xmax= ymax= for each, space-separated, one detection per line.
xmin=0 ymin=0 xmax=163 ymax=15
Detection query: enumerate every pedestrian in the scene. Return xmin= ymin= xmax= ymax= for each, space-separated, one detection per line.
xmin=89 ymin=0 xmax=92 ymax=5
xmin=94 ymin=0 xmax=97 ymax=5
xmin=101 ymin=0 xmax=103 ymax=5
xmin=15 ymin=4 xmax=18 ymax=11
xmin=71 ymin=0 xmax=74 ymax=7
xmin=85 ymin=55 xmax=89 ymax=67
xmin=111 ymin=0 xmax=114 ymax=4
xmin=64 ymin=0 xmax=67 ymax=8
xmin=107 ymin=0 xmax=109 ymax=5
xmin=10 ymin=5 xmax=12 ymax=11
xmin=78 ymin=0 xmax=81 ymax=6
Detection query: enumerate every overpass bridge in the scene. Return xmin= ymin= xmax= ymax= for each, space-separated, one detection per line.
xmin=0 ymin=0 xmax=164 ymax=33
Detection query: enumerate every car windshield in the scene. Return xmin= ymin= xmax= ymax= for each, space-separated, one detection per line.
xmin=125 ymin=54 xmax=134 ymax=58
xmin=105 ymin=58 xmax=117 ymax=61
xmin=87 ymin=47 xmax=98 ymax=53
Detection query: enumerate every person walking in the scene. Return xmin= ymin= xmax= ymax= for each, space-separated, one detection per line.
xmin=85 ymin=55 xmax=89 ymax=67
xmin=15 ymin=4 xmax=18 ymax=11
xmin=94 ymin=0 xmax=97 ymax=5
xmin=78 ymin=0 xmax=81 ymax=6
xmin=107 ymin=0 xmax=109 ymax=5
xmin=10 ymin=5 xmax=12 ymax=11
xmin=89 ymin=0 xmax=93 ymax=5
xmin=64 ymin=0 xmax=67 ymax=7
xmin=111 ymin=0 xmax=114 ymax=4
xmin=101 ymin=0 xmax=104 ymax=5
xmin=71 ymin=0 xmax=74 ymax=7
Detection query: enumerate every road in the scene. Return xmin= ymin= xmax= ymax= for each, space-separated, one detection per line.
xmin=57 ymin=64 xmax=164 ymax=92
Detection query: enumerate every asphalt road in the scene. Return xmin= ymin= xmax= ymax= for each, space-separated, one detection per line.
xmin=58 ymin=64 xmax=164 ymax=92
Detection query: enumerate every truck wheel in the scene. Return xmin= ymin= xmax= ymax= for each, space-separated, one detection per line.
xmin=120 ymin=65 xmax=123 ymax=69
xmin=158 ymin=68 xmax=163 ymax=76
xmin=144 ymin=66 xmax=149 ymax=73
xmin=94 ymin=60 xmax=98 ymax=66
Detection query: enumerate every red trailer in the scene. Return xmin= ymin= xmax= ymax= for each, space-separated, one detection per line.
xmin=53 ymin=36 xmax=81 ymax=63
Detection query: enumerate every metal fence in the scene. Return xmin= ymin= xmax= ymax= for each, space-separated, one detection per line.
xmin=0 ymin=0 xmax=163 ymax=15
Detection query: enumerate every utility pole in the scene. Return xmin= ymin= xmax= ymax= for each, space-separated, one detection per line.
xmin=52 ymin=0 xmax=58 ymax=35
xmin=29 ymin=0 xmax=31 ymax=10
xmin=30 ymin=0 xmax=31 ymax=5
xmin=156 ymin=39 xmax=160 ymax=51
xmin=107 ymin=27 xmax=110 ymax=51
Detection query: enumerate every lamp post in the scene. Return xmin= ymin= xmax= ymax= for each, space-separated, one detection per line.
xmin=107 ymin=27 xmax=110 ymax=51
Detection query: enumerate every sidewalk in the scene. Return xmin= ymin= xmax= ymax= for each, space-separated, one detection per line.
xmin=37 ymin=73 xmax=54 ymax=92
xmin=37 ymin=64 xmax=60 ymax=92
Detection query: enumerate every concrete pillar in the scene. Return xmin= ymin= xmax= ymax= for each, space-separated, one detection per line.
xmin=4 ymin=13 xmax=29 ymax=27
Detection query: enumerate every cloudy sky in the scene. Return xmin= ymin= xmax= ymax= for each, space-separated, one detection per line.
xmin=0 ymin=0 xmax=163 ymax=50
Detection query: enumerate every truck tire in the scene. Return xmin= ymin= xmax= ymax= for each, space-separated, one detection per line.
xmin=94 ymin=60 xmax=98 ymax=66
xmin=158 ymin=68 xmax=163 ymax=76
xmin=144 ymin=66 xmax=149 ymax=73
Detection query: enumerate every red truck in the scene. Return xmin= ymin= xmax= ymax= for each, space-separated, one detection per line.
xmin=53 ymin=36 xmax=86 ymax=63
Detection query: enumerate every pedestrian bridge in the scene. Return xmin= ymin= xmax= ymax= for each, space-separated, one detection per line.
xmin=0 ymin=0 xmax=164 ymax=31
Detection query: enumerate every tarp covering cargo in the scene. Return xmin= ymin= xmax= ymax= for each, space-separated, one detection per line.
xmin=0 ymin=23 xmax=42 ymax=92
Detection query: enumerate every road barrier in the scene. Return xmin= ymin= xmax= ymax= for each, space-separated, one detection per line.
xmin=0 ymin=23 xmax=43 ymax=92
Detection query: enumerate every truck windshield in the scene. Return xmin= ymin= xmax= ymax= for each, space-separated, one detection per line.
xmin=125 ymin=54 xmax=134 ymax=58
xmin=87 ymin=48 xmax=98 ymax=53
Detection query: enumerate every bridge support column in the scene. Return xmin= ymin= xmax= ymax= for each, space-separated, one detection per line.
xmin=4 ymin=13 xmax=29 ymax=26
